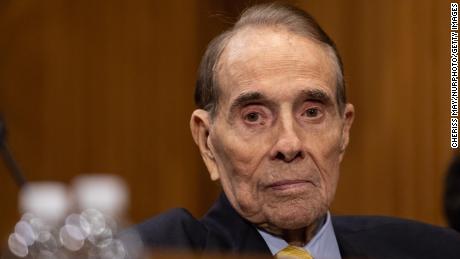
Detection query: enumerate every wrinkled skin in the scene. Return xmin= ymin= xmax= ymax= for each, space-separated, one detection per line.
xmin=191 ymin=26 xmax=354 ymax=244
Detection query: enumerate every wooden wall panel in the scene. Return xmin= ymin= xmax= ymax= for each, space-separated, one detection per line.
xmin=0 ymin=0 xmax=206 ymax=244
xmin=305 ymin=0 xmax=453 ymax=225
xmin=0 ymin=0 xmax=455 ymax=245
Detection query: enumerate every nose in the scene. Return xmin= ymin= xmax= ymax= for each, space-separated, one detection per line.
xmin=270 ymin=114 xmax=304 ymax=162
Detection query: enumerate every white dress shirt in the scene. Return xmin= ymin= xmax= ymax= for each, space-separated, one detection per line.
xmin=256 ymin=212 xmax=341 ymax=259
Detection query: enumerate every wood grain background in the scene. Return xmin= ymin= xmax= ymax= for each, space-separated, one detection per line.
xmin=0 ymin=0 xmax=454 ymax=245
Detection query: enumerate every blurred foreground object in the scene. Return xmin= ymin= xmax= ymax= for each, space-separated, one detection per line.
xmin=5 ymin=175 xmax=144 ymax=259
xmin=19 ymin=182 xmax=69 ymax=225
xmin=445 ymin=154 xmax=460 ymax=232
xmin=72 ymin=174 xmax=129 ymax=219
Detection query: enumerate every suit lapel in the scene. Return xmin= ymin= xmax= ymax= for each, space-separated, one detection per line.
xmin=333 ymin=217 xmax=373 ymax=259
xmin=201 ymin=193 xmax=271 ymax=255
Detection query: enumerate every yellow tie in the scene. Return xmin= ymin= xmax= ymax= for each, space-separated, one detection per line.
xmin=275 ymin=245 xmax=313 ymax=259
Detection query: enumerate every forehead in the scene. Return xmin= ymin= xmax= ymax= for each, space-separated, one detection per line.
xmin=216 ymin=26 xmax=337 ymax=103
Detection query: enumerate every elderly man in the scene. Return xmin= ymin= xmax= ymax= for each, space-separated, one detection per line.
xmin=136 ymin=3 xmax=460 ymax=258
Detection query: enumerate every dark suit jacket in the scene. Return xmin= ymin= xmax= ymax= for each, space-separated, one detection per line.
xmin=136 ymin=193 xmax=460 ymax=258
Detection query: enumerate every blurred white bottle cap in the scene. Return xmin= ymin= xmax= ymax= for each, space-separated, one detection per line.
xmin=19 ymin=182 xmax=69 ymax=225
xmin=72 ymin=174 xmax=129 ymax=217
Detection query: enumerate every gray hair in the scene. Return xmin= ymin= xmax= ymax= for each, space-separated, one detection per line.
xmin=195 ymin=2 xmax=346 ymax=117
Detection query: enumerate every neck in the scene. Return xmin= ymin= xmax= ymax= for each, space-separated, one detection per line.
xmin=258 ymin=214 xmax=326 ymax=246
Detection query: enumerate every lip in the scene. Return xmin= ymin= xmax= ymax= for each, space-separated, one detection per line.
xmin=266 ymin=180 xmax=311 ymax=191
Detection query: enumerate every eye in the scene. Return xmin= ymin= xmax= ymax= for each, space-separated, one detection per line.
xmin=244 ymin=112 xmax=261 ymax=122
xmin=240 ymin=106 xmax=271 ymax=127
xmin=302 ymin=107 xmax=323 ymax=119
xmin=304 ymin=108 xmax=320 ymax=117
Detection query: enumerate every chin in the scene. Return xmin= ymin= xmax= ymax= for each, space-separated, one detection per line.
xmin=267 ymin=201 xmax=328 ymax=230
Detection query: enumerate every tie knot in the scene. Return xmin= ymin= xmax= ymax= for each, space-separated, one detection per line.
xmin=275 ymin=245 xmax=313 ymax=259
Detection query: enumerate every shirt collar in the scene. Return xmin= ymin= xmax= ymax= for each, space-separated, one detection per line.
xmin=256 ymin=212 xmax=341 ymax=259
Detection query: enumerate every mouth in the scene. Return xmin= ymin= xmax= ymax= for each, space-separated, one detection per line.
xmin=266 ymin=180 xmax=311 ymax=191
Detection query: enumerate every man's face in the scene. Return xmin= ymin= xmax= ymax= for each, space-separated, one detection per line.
xmin=193 ymin=27 xmax=354 ymax=231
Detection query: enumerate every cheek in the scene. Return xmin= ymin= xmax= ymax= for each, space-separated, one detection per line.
xmin=307 ymin=118 xmax=343 ymax=157
xmin=210 ymin=131 xmax=272 ymax=218
xmin=305 ymin=122 xmax=343 ymax=189
xmin=211 ymin=129 xmax=268 ymax=181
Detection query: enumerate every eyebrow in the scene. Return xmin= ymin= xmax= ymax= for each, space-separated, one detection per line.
xmin=297 ymin=89 xmax=332 ymax=105
xmin=228 ymin=91 xmax=275 ymax=115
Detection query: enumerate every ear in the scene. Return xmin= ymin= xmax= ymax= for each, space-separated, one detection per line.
xmin=190 ymin=109 xmax=220 ymax=181
xmin=339 ymin=103 xmax=355 ymax=159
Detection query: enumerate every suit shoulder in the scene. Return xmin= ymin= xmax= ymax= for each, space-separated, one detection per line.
xmin=332 ymin=215 xmax=460 ymax=257
xmin=332 ymin=215 xmax=458 ymax=235
xmin=134 ymin=208 xmax=207 ymax=250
